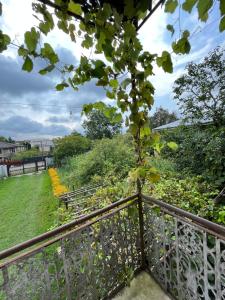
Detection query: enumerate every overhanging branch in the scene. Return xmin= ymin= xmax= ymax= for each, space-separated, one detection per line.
xmin=37 ymin=0 xmax=164 ymax=32
xmin=37 ymin=0 xmax=86 ymax=23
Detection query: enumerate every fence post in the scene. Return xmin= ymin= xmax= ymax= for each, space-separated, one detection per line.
xmin=23 ymin=163 xmax=25 ymax=174
xmin=7 ymin=165 xmax=10 ymax=177
xmin=137 ymin=184 xmax=146 ymax=269
xmin=35 ymin=161 xmax=38 ymax=172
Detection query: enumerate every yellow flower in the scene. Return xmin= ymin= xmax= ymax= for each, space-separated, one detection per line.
xmin=48 ymin=168 xmax=68 ymax=197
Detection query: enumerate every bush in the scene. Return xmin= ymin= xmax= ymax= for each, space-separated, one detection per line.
xmin=145 ymin=175 xmax=225 ymax=225
xmin=161 ymin=127 xmax=225 ymax=187
xmin=61 ymin=134 xmax=135 ymax=188
xmin=53 ymin=134 xmax=91 ymax=165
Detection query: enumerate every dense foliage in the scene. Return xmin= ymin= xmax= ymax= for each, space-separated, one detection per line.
xmin=82 ymin=109 xmax=122 ymax=139
xmin=53 ymin=134 xmax=91 ymax=164
xmin=150 ymin=107 xmax=178 ymax=129
xmin=161 ymin=126 xmax=225 ymax=187
xmin=173 ymin=47 xmax=225 ymax=128
xmin=60 ymin=134 xmax=135 ymax=188
xmin=149 ymin=175 xmax=225 ymax=224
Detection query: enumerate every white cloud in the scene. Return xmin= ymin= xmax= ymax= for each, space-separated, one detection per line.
xmin=1 ymin=0 xmax=224 ymax=138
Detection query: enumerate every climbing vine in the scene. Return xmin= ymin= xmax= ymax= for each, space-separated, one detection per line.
xmin=0 ymin=0 xmax=224 ymax=190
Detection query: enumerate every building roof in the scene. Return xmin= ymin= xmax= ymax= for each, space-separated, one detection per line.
xmin=153 ymin=118 xmax=212 ymax=130
xmin=29 ymin=139 xmax=54 ymax=146
xmin=0 ymin=142 xmax=17 ymax=149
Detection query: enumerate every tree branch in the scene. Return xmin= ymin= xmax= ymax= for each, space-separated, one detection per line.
xmin=37 ymin=0 xmax=93 ymax=26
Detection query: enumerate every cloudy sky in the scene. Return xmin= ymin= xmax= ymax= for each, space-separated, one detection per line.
xmin=0 ymin=0 xmax=224 ymax=140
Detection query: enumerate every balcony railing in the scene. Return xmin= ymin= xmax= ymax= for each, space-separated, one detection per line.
xmin=1 ymin=193 xmax=225 ymax=299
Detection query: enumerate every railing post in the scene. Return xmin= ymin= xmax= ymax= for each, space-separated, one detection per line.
xmin=137 ymin=190 xmax=146 ymax=270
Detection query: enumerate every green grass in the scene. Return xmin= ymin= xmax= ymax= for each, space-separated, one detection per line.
xmin=0 ymin=172 xmax=58 ymax=251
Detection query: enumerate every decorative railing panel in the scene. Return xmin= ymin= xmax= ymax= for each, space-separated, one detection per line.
xmin=142 ymin=195 xmax=225 ymax=300
xmin=0 ymin=197 xmax=141 ymax=300
xmin=1 ymin=193 xmax=225 ymax=300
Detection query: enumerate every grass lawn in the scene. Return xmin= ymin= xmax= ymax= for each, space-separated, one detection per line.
xmin=0 ymin=171 xmax=58 ymax=251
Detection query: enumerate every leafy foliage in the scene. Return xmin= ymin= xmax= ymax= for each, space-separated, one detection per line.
xmin=150 ymin=175 xmax=224 ymax=223
xmin=61 ymin=135 xmax=135 ymax=188
xmin=161 ymin=127 xmax=225 ymax=187
xmin=173 ymin=47 xmax=225 ymax=128
xmin=82 ymin=108 xmax=122 ymax=140
xmin=53 ymin=134 xmax=91 ymax=165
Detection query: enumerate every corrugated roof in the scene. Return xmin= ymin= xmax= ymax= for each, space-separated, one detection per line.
xmin=0 ymin=142 xmax=17 ymax=149
xmin=153 ymin=118 xmax=212 ymax=130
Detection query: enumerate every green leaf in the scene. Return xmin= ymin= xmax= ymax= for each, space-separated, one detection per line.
xmin=182 ymin=0 xmax=197 ymax=13
xmin=156 ymin=51 xmax=173 ymax=73
xmin=82 ymin=103 xmax=93 ymax=115
xmin=55 ymin=82 xmax=69 ymax=91
xmin=39 ymin=21 xmax=52 ymax=35
xmin=165 ymin=0 xmax=178 ymax=13
xmin=82 ymin=34 xmax=93 ymax=49
xmin=220 ymin=0 xmax=225 ymax=15
xmin=106 ymin=91 xmax=115 ymax=99
xmin=57 ymin=20 xmax=69 ymax=33
xmin=24 ymin=27 xmax=39 ymax=52
xmin=93 ymin=102 xmax=106 ymax=111
xmin=0 ymin=30 xmax=11 ymax=53
xmin=166 ymin=24 xmax=175 ymax=36
xmin=109 ymin=79 xmax=119 ymax=89
xmin=124 ymin=0 xmax=136 ymax=18
xmin=103 ymin=3 xmax=112 ymax=19
xmin=219 ymin=16 xmax=225 ymax=32
xmin=172 ymin=37 xmax=191 ymax=54
xmin=197 ymin=0 xmax=213 ymax=22
xmin=22 ymin=56 xmax=33 ymax=72
xmin=41 ymin=43 xmax=58 ymax=64
xmin=18 ymin=46 xmax=29 ymax=57
xmin=68 ymin=1 xmax=82 ymax=15
xmin=112 ymin=113 xmax=122 ymax=123
xmin=167 ymin=141 xmax=178 ymax=150
xmin=140 ymin=125 xmax=151 ymax=137
xmin=39 ymin=64 xmax=55 ymax=75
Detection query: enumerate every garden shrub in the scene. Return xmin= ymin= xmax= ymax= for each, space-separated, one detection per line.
xmin=61 ymin=134 xmax=135 ymax=188
xmin=161 ymin=127 xmax=225 ymax=187
xmin=145 ymin=175 xmax=225 ymax=225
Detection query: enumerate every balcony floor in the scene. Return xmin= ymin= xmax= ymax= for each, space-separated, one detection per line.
xmin=113 ymin=272 xmax=171 ymax=300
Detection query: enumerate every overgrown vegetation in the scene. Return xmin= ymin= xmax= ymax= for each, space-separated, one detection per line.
xmin=161 ymin=125 xmax=225 ymax=187
xmin=60 ymin=134 xmax=135 ymax=189
xmin=53 ymin=133 xmax=91 ymax=165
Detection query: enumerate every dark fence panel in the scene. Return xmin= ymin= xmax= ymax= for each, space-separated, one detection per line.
xmin=142 ymin=195 xmax=225 ymax=300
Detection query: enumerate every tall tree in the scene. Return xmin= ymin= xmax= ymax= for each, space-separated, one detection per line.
xmin=150 ymin=107 xmax=178 ymax=128
xmin=173 ymin=47 xmax=225 ymax=128
xmin=83 ymin=109 xmax=122 ymax=140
